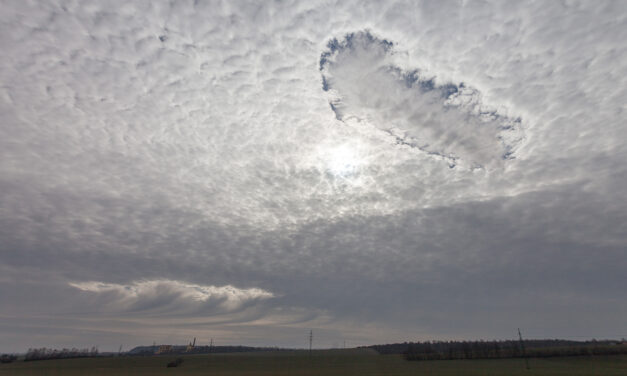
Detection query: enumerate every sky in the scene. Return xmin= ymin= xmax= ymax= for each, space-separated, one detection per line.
xmin=1 ymin=0 xmax=626 ymax=353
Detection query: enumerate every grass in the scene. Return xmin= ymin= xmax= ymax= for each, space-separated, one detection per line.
xmin=1 ymin=348 xmax=625 ymax=375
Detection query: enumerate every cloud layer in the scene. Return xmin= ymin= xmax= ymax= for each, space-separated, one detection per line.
xmin=1 ymin=0 xmax=626 ymax=352
xmin=69 ymin=280 xmax=274 ymax=313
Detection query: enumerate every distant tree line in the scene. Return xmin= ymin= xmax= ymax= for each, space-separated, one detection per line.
xmin=367 ymin=339 xmax=627 ymax=361
xmin=0 ymin=354 xmax=18 ymax=363
xmin=186 ymin=345 xmax=286 ymax=355
xmin=24 ymin=347 xmax=99 ymax=361
xmin=128 ymin=344 xmax=287 ymax=355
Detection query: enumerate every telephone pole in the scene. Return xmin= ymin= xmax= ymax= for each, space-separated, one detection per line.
xmin=309 ymin=330 xmax=313 ymax=357
xmin=518 ymin=328 xmax=530 ymax=370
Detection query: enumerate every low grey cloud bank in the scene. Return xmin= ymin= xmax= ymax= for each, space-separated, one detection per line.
xmin=1 ymin=0 xmax=626 ymax=352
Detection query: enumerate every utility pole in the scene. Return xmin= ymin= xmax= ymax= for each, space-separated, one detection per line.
xmin=118 ymin=345 xmax=123 ymax=356
xmin=209 ymin=338 xmax=213 ymax=353
xmin=309 ymin=330 xmax=313 ymax=357
xmin=518 ymin=328 xmax=530 ymax=370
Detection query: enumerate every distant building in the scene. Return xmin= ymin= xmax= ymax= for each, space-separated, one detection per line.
xmin=186 ymin=337 xmax=196 ymax=352
xmin=156 ymin=345 xmax=172 ymax=354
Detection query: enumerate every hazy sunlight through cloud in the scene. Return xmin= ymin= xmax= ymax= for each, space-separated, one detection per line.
xmin=326 ymin=144 xmax=361 ymax=177
xmin=0 ymin=0 xmax=625 ymax=355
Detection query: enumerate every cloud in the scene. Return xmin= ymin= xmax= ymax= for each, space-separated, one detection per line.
xmin=68 ymin=280 xmax=274 ymax=313
xmin=0 ymin=0 xmax=626 ymax=352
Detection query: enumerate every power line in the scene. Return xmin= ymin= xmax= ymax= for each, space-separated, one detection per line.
xmin=518 ymin=328 xmax=530 ymax=370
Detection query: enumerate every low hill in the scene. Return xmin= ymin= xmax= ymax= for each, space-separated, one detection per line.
xmin=128 ymin=345 xmax=287 ymax=355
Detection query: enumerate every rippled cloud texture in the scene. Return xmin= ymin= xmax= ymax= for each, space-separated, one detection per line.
xmin=1 ymin=0 xmax=626 ymax=352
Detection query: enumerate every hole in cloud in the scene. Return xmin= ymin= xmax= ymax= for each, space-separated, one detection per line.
xmin=69 ymin=280 xmax=274 ymax=314
xmin=320 ymin=30 xmax=525 ymax=169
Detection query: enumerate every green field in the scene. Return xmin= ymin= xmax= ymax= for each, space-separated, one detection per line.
xmin=1 ymin=349 xmax=625 ymax=376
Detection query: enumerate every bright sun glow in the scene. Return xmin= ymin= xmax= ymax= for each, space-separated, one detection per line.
xmin=326 ymin=145 xmax=360 ymax=176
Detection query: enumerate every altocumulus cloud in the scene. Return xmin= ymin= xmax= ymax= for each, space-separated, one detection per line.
xmin=0 ymin=0 xmax=626 ymax=352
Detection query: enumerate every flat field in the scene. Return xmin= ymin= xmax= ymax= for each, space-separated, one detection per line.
xmin=1 ymin=349 xmax=625 ymax=376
